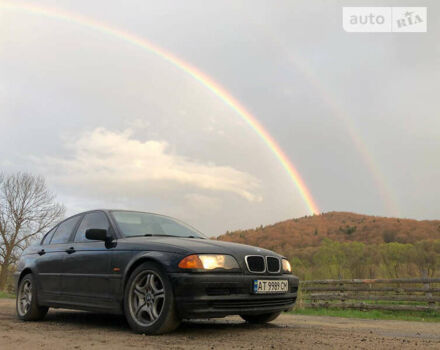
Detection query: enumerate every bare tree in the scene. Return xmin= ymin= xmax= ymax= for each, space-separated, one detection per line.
xmin=0 ymin=173 xmax=65 ymax=290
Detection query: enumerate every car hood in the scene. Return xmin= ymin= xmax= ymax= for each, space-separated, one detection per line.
xmin=116 ymin=236 xmax=281 ymax=258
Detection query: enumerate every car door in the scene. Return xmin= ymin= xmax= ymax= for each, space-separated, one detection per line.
xmin=35 ymin=215 xmax=82 ymax=304
xmin=60 ymin=211 xmax=116 ymax=309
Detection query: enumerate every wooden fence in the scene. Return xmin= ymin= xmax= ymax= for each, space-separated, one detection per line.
xmin=300 ymin=278 xmax=440 ymax=312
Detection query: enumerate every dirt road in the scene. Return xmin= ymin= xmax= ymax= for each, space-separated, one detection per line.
xmin=0 ymin=299 xmax=439 ymax=349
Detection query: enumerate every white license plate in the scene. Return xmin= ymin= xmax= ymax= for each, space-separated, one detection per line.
xmin=253 ymin=280 xmax=289 ymax=294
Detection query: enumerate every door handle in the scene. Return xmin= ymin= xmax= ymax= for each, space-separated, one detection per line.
xmin=38 ymin=249 xmax=46 ymax=256
xmin=65 ymin=247 xmax=76 ymax=254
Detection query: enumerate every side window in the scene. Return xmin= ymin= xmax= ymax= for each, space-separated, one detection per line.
xmin=74 ymin=212 xmax=110 ymax=243
xmin=50 ymin=215 xmax=81 ymax=244
xmin=41 ymin=227 xmax=57 ymax=245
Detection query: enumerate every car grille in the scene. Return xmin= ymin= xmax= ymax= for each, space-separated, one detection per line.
xmin=266 ymin=257 xmax=280 ymax=273
xmin=245 ymin=255 xmax=282 ymax=273
xmin=211 ymin=297 xmax=296 ymax=309
xmin=245 ymin=256 xmax=265 ymax=273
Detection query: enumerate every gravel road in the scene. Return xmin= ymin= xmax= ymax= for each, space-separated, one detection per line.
xmin=0 ymin=299 xmax=439 ymax=349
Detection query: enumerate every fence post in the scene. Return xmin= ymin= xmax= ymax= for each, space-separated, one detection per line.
xmin=424 ymin=279 xmax=434 ymax=306
xmin=339 ymin=281 xmax=345 ymax=308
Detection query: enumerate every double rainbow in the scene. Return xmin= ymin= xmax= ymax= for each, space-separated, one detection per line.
xmin=0 ymin=1 xmax=320 ymax=214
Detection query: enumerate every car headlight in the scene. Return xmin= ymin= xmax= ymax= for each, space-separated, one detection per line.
xmin=178 ymin=254 xmax=239 ymax=271
xmin=282 ymin=258 xmax=292 ymax=273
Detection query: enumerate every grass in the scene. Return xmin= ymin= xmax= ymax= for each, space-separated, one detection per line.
xmin=291 ymin=307 xmax=440 ymax=322
xmin=0 ymin=290 xmax=15 ymax=299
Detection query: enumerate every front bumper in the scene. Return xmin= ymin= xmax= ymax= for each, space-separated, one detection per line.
xmin=169 ymin=272 xmax=299 ymax=318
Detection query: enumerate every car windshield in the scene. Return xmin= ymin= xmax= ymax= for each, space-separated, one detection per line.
xmin=111 ymin=211 xmax=206 ymax=239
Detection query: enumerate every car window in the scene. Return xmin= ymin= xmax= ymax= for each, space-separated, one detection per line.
xmin=74 ymin=212 xmax=110 ymax=243
xmin=50 ymin=215 xmax=81 ymax=244
xmin=111 ymin=211 xmax=205 ymax=238
xmin=41 ymin=227 xmax=57 ymax=245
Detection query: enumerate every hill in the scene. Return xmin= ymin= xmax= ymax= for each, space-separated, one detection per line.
xmin=217 ymin=211 xmax=440 ymax=255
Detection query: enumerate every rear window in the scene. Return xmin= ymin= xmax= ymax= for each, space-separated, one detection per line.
xmin=41 ymin=227 xmax=57 ymax=245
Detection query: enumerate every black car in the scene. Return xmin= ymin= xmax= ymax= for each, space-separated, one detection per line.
xmin=15 ymin=210 xmax=299 ymax=334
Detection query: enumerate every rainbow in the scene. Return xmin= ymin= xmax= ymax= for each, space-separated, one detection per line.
xmin=274 ymin=41 xmax=400 ymax=216
xmin=0 ymin=1 xmax=320 ymax=214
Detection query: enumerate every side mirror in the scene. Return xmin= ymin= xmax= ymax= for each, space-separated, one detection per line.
xmin=85 ymin=228 xmax=110 ymax=242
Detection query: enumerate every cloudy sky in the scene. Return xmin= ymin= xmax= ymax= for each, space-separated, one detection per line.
xmin=1 ymin=0 xmax=439 ymax=235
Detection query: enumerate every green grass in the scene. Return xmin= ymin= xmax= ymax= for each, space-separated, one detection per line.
xmin=291 ymin=307 xmax=440 ymax=322
xmin=0 ymin=290 xmax=15 ymax=299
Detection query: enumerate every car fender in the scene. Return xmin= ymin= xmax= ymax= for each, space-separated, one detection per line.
xmin=122 ymin=250 xmax=184 ymax=286
xmin=15 ymin=253 xmax=40 ymax=292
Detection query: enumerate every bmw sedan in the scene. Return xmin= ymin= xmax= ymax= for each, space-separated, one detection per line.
xmin=15 ymin=210 xmax=299 ymax=334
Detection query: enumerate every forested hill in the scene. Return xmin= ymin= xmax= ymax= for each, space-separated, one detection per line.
xmin=217 ymin=212 xmax=440 ymax=252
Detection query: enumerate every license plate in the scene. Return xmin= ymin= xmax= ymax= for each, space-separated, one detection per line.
xmin=253 ymin=280 xmax=289 ymax=294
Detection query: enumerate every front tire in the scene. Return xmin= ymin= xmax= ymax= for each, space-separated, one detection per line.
xmin=16 ymin=274 xmax=48 ymax=321
xmin=124 ymin=262 xmax=180 ymax=334
xmin=240 ymin=311 xmax=281 ymax=324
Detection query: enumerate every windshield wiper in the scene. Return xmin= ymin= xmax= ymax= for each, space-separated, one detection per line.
xmin=126 ymin=233 xmax=204 ymax=239
xmin=125 ymin=234 xmax=174 ymax=238
xmin=143 ymin=234 xmax=176 ymax=237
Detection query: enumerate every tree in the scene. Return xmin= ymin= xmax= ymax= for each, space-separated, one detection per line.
xmin=312 ymin=240 xmax=346 ymax=279
xmin=379 ymin=242 xmax=412 ymax=278
xmin=409 ymin=240 xmax=440 ymax=278
xmin=0 ymin=173 xmax=65 ymax=290
xmin=342 ymin=241 xmax=367 ymax=278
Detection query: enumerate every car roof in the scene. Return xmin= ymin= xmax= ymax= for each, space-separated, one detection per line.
xmin=65 ymin=209 xmax=162 ymax=215
xmin=64 ymin=209 xmax=185 ymax=222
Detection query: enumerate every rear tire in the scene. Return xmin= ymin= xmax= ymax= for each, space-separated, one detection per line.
xmin=124 ymin=262 xmax=180 ymax=334
xmin=240 ymin=311 xmax=281 ymax=324
xmin=16 ymin=274 xmax=49 ymax=321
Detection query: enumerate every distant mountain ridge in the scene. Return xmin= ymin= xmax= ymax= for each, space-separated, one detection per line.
xmin=217 ymin=212 xmax=440 ymax=253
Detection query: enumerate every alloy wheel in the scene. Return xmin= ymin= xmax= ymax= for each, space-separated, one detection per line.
xmin=128 ymin=270 xmax=165 ymax=327
xmin=18 ymin=279 xmax=32 ymax=316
